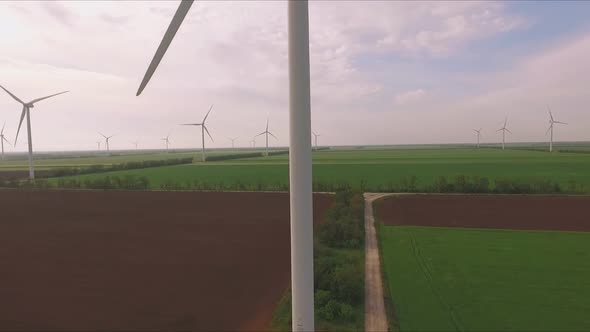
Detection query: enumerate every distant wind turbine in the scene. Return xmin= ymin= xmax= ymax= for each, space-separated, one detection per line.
xmin=473 ymin=128 xmax=482 ymax=149
xmin=132 ymin=141 xmax=139 ymax=150
xmin=546 ymin=107 xmax=567 ymax=152
xmin=497 ymin=117 xmax=511 ymax=150
xmin=182 ymin=105 xmax=214 ymax=161
xmin=0 ymin=84 xmax=68 ymax=179
xmin=161 ymin=133 xmax=171 ymax=152
xmin=255 ymin=118 xmax=277 ymax=156
xmin=312 ymin=131 xmax=320 ymax=150
xmin=96 ymin=141 xmax=101 ymax=151
xmin=251 ymin=138 xmax=256 ymax=148
xmin=99 ymin=133 xmax=114 ymax=153
xmin=228 ymin=136 xmax=238 ymax=149
xmin=1 ymin=122 xmax=12 ymax=161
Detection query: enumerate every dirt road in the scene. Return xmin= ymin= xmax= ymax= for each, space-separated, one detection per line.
xmin=364 ymin=193 xmax=390 ymax=332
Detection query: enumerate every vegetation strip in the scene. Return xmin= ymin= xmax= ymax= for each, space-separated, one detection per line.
xmin=271 ymin=189 xmax=365 ymax=331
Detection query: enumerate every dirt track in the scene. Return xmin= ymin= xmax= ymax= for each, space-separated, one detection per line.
xmin=0 ymin=190 xmax=333 ymax=331
xmin=376 ymin=194 xmax=590 ymax=231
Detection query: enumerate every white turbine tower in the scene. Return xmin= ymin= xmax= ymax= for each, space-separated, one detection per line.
xmin=99 ymin=133 xmax=114 ymax=153
xmin=228 ymin=136 xmax=238 ymax=149
xmin=96 ymin=141 xmax=101 ymax=151
xmin=255 ymin=118 xmax=277 ymax=157
xmin=497 ymin=117 xmax=511 ymax=150
xmin=161 ymin=133 xmax=172 ymax=152
xmin=312 ymin=131 xmax=320 ymax=150
xmin=181 ymin=105 xmax=214 ymax=162
xmin=0 ymin=85 xmax=68 ymax=179
xmin=1 ymin=122 xmax=12 ymax=161
xmin=132 ymin=141 xmax=139 ymax=150
xmin=251 ymin=138 xmax=256 ymax=148
xmin=135 ymin=1 xmax=314 ymax=329
xmin=473 ymin=128 xmax=482 ymax=149
xmin=546 ymin=107 xmax=567 ymax=152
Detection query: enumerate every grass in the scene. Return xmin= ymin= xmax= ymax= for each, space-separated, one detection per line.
xmin=378 ymin=225 xmax=590 ymax=331
xmin=45 ymin=148 xmax=590 ymax=192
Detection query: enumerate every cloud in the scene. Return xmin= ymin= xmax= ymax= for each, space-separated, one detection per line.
xmin=394 ymin=89 xmax=426 ymax=105
xmin=99 ymin=13 xmax=129 ymax=25
xmin=374 ymin=2 xmax=526 ymax=56
xmin=41 ymin=1 xmax=76 ymax=27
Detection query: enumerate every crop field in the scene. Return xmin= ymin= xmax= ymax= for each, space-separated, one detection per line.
xmin=0 ymin=190 xmax=333 ymax=331
xmin=375 ymin=195 xmax=590 ymax=331
xmin=44 ymin=148 xmax=590 ymax=192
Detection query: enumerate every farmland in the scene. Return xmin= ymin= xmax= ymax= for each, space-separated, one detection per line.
xmin=376 ymin=195 xmax=590 ymax=331
xmin=0 ymin=190 xmax=333 ymax=331
xmin=36 ymin=147 xmax=590 ymax=192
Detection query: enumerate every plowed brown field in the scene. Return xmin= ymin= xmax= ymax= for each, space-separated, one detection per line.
xmin=376 ymin=194 xmax=590 ymax=231
xmin=0 ymin=190 xmax=333 ymax=331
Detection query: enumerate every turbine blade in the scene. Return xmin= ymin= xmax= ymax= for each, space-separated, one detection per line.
xmin=14 ymin=106 xmax=26 ymax=145
xmin=1 ymin=121 xmax=5 ymax=135
xmin=29 ymin=91 xmax=69 ymax=104
xmin=255 ymin=131 xmax=266 ymax=137
xmin=505 ymin=128 xmax=512 ymax=134
xmin=547 ymin=106 xmax=554 ymax=121
xmin=98 ymin=132 xmax=107 ymax=139
xmin=0 ymin=84 xmax=24 ymax=104
xmin=555 ymin=121 xmax=567 ymax=125
xmin=545 ymin=125 xmax=552 ymax=135
xmin=204 ymin=125 xmax=213 ymax=141
xmin=136 ymin=0 xmax=194 ymax=96
xmin=203 ymin=104 xmax=213 ymax=123
xmin=3 ymin=136 xmax=12 ymax=146
xmin=269 ymin=132 xmax=278 ymax=140
xmin=266 ymin=118 xmax=269 ymax=132
xmin=181 ymin=123 xmax=202 ymax=126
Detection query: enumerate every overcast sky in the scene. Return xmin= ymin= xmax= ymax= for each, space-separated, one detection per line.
xmin=1 ymin=1 xmax=590 ymax=151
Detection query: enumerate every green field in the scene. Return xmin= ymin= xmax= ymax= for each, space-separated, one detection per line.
xmin=378 ymin=225 xmax=590 ymax=331
xmin=44 ymin=148 xmax=590 ymax=192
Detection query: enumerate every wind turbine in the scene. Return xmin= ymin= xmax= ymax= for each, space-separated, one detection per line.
xmin=255 ymin=118 xmax=277 ymax=157
xmin=546 ymin=107 xmax=567 ymax=152
xmin=0 ymin=84 xmax=68 ymax=179
xmin=228 ymin=136 xmax=238 ymax=149
xmin=497 ymin=117 xmax=511 ymax=150
xmin=250 ymin=138 xmax=256 ymax=148
xmin=135 ymin=1 xmax=314 ymax=330
xmin=312 ymin=131 xmax=320 ymax=150
xmin=96 ymin=141 xmax=101 ymax=151
xmin=132 ymin=141 xmax=139 ymax=150
xmin=1 ymin=122 xmax=12 ymax=161
xmin=181 ymin=105 xmax=213 ymax=161
xmin=161 ymin=133 xmax=171 ymax=152
xmin=473 ymin=128 xmax=482 ymax=149
xmin=99 ymin=133 xmax=114 ymax=153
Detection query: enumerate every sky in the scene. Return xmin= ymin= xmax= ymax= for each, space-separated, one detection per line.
xmin=1 ymin=0 xmax=590 ymax=151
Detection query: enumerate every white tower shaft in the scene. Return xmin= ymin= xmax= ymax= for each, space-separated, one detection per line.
xmin=288 ymin=1 xmax=314 ymax=331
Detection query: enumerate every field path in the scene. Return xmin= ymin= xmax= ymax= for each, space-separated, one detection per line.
xmin=364 ymin=193 xmax=392 ymax=331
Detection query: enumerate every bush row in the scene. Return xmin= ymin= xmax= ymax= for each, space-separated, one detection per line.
xmin=46 ymin=157 xmax=193 ymax=178
xmin=0 ymin=175 xmax=151 ymax=191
